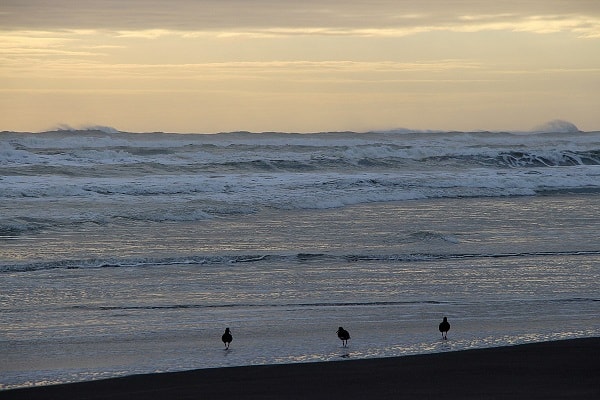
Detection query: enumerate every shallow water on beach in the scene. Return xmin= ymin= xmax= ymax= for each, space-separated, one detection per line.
xmin=1 ymin=195 xmax=599 ymax=389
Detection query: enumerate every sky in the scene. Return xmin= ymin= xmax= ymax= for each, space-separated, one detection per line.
xmin=1 ymin=0 xmax=599 ymax=133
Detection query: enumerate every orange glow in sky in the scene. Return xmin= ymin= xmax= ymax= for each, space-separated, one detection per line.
xmin=1 ymin=1 xmax=599 ymax=133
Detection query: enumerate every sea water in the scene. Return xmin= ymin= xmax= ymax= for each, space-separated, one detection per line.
xmin=1 ymin=128 xmax=599 ymax=388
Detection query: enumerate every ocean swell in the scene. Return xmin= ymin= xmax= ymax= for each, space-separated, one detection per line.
xmin=3 ymin=250 xmax=600 ymax=273
xmin=1 ymin=130 xmax=599 ymax=234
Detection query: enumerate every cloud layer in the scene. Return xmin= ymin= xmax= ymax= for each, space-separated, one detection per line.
xmin=2 ymin=0 xmax=600 ymax=38
xmin=1 ymin=1 xmax=599 ymax=132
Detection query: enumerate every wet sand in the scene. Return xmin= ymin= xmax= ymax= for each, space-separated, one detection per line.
xmin=3 ymin=337 xmax=598 ymax=399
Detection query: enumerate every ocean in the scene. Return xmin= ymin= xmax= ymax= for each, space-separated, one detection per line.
xmin=1 ymin=128 xmax=599 ymax=389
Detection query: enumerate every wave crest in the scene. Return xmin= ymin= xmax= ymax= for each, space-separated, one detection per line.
xmin=3 ymin=250 xmax=599 ymax=273
xmin=532 ymin=120 xmax=580 ymax=133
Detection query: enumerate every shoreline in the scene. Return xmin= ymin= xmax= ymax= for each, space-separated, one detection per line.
xmin=3 ymin=337 xmax=598 ymax=399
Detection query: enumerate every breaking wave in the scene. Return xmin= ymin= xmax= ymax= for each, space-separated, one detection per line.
xmin=1 ymin=129 xmax=599 ymax=235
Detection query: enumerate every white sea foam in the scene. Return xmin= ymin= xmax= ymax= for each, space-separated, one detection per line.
xmin=1 ymin=129 xmax=599 ymax=235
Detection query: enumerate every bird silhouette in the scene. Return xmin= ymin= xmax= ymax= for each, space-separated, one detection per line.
xmin=337 ymin=327 xmax=350 ymax=347
xmin=439 ymin=317 xmax=450 ymax=340
xmin=222 ymin=327 xmax=232 ymax=349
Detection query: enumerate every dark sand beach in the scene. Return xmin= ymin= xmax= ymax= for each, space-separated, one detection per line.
xmin=3 ymin=337 xmax=598 ymax=399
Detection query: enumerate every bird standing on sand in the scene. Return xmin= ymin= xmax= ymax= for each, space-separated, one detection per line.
xmin=222 ymin=328 xmax=232 ymax=349
xmin=337 ymin=327 xmax=350 ymax=347
xmin=439 ymin=317 xmax=450 ymax=340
